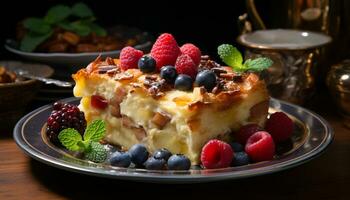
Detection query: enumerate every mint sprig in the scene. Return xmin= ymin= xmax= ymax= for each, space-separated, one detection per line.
xmin=218 ymin=44 xmax=243 ymax=70
xmin=83 ymin=120 xmax=106 ymax=142
xmin=217 ymin=44 xmax=273 ymax=73
xmin=243 ymin=57 xmax=273 ymax=72
xmin=58 ymin=128 xmax=83 ymax=151
xmin=20 ymin=2 xmax=107 ymax=52
xmin=84 ymin=142 xmax=107 ymax=163
xmin=58 ymin=119 xmax=107 ymax=163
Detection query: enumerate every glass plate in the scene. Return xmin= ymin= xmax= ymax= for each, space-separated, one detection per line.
xmin=13 ymin=97 xmax=333 ymax=183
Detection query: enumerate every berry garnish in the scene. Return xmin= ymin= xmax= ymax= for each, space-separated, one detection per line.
xmin=138 ymin=55 xmax=156 ymax=73
xmin=194 ymin=70 xmax=217 ymax=92
xmin=174 ymin=74 xmax=193 ymax=91
xmin=91 ymin=95 xmax=108 ymax=110
xmin=153 ymin=148 xmax=172 ymax=161
xmin=144 ymin=157 xmax=166 ymax=170
xmin=150 ymin=33 xmax=180 ymax=70
xmin=200 ymin=139 xmax=234 ymax=169
xmin=245 ymin=131 xmax=275 ymax=162
xmin=109 ymin=151 xmax=131 ymax=168
xmin=235 ymin=124 xmax=263 ymax=145
xmin=229 ymin=142 xmax=244 ymax=152
xmin=58 ymin=119 xmax=107 ymax=163
xmin=167 ymin=154 xmax=191 ymax=170
xmin=128 ymin=144 xmax=149 ymax=166
xmin=265 ymin=112 xmax=294 ymax=143
xmin=175 ymin=54 xmax=198 ymax=79
xmin=53 ymin=101 xmax=63 ymax=110
xmin=46 ymin=102 xmax=86 ymax=144
xmin=232 ymin=151 xmax=250 ymax=166
xmin=160 ymin=65 xmax=178 ymax=83
xmin=120 ymin=46 xmax=144 ymax=71
xmin=180 ymin=43 xmax=201 ymax=66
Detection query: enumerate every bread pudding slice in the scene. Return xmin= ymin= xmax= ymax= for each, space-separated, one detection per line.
xmin=73 ymin=57 xmax=269 ymax=164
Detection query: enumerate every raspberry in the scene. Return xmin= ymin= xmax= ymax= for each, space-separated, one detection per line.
xmin=46 ymin=102 xmax=86 ymax=144
xmin=235 ymin=124 xmax=263 ymax=145
xmin=265 ymin=112 xmax=294 ymax=143
xmin=91 ymin=95 xmax=108 ymax=110
xmin=120 ymin=46 xmax=144 ymax=71
xmin=245 ymin=131 xmax=275 ymax=162
xmin=180 ymin=43 xmax=201 ymax=66
xmin=175 ymin=54 xmax=198 ymax=79
xmin=150 ymin=33 xmax=180 ymax=71
xmin=201 ymin=139 xmax=234 ymax=169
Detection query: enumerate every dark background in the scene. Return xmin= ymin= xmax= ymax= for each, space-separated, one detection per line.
xmin=0 ymin=0 xmax=272 ymax=59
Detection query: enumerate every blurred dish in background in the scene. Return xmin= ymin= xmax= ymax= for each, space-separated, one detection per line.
xmin=5 ymin=2 xmax=153 ymax=76
xmin=5 ymin=33 xmax=151 ymax=72
xmin=0 ymin=61 xmax=53 ymax=131
xmin=0 ymin=66 xmax=17 ymax=83
xmin=327 ymin=60 xmax=350 ymax=128
xmin=243 ymin=0 xmax=350 ymax=75
xmin=14 ymin=2 xmax=145 ymax=54
xmin=237 ymin=29 xmax=331 ymax=105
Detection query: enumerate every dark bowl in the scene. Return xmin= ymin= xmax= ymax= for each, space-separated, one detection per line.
xmin=0 ymin=61 xmax=53 ymax=131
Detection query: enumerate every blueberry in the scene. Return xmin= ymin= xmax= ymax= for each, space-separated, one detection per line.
xmin=129 ymin=144 xmax=149 ymax=166
xmin=232 ymin=151 xmax=250 ymax=166
xmin=194 ymin=70 xmax=217 ymax=92
xmin=230 ymin=142 xmax=244 ymax=152
xmin=167 ymin=154 xmax=191 ymax=170
xmin=174 ymin=74 xmax=193 ymax=91
xmin=144 ymin=157 xmax=166 ymax=170
xmin=160 ymin=65 xmax=178 ymax=83
xmin=138 ymin=55 xmax=156 ymax=73
xmin=109 ymin=151 xmax=131 ymax=167
xmin=153 ymin=148 xmax=172 ymax=161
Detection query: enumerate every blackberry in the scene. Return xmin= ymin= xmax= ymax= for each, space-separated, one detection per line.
xmin=46 ymin=102 xmax=87 ymax=144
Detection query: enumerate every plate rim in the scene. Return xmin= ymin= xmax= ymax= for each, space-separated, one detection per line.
xmin=13 ymin=97 xmax=334 ymax=183
xmin=5 ymin=40 xmax=152 ymax=58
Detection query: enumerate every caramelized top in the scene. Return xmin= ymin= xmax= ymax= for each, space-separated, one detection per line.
xmin=73 ymin=55 xmax=265 ymax=100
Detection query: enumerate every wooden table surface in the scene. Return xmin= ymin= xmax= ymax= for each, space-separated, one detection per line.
xmin=0 ymin=94 xmax=349 ymax=200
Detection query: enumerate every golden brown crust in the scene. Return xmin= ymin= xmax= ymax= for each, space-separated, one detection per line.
xmin=73 ymin=57 xmax=269 ymax=110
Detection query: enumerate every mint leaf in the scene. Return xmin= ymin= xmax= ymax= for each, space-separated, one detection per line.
xmin=20 ymin=31 xmax=52 ymax=52
xmin=58 ymin=128 xmax=83 ymax=151
xmin=243 ymin=57 xmax=273 ymax=72
xmin=23 ymin=18 xmax=51 ymax=34
xmin=218 ymin=44 xmax=244 ymax=69
xmin=89 ymin=23 xmax=107 ymax=36
xmin=44 ymin=5 xmax=71 ymax=24
xmin=72 ymin=2 xmax=94 ymax=18
xmin=57 ymin=21 xmax=74 ymax=31
xmin=68 ymin=21 xmax=91 ymax=36
xmin=84 ymin=141 xmax=107 ymax=163
xmin=83 ymin=119 xmax=106 ymax=142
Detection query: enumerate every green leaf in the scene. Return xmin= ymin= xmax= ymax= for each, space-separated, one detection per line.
xmin=20 ymin=31 xmax=53 ymax=52
xmin=58 ymin=128 xmax=83 ymax=151
xmin=83 ymin=119 xmax=106 ymax=142
xmin=84 ymin=141 xmax=107 ymax=163
xmin=243 ymin=57 xmax=273 ymax=72
xmin=89 ymin=23 xmax=107 ymax=36
xmin=218 ymin=44 xmax=244 ymax=69
xmin=72 ymin=2 xmax=94 ymax=18
xmin=58 ymin=21 xmax=75 ymax=31
xmin=77 ymin=140 xmax=90 ymax=150
xmin=23 ymin=18 xmax=51 ymax=34
xmin=69 ymin=21 xmax=91 ymax=36
xmin=44 ymin=5 xmax=71 ymax=24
